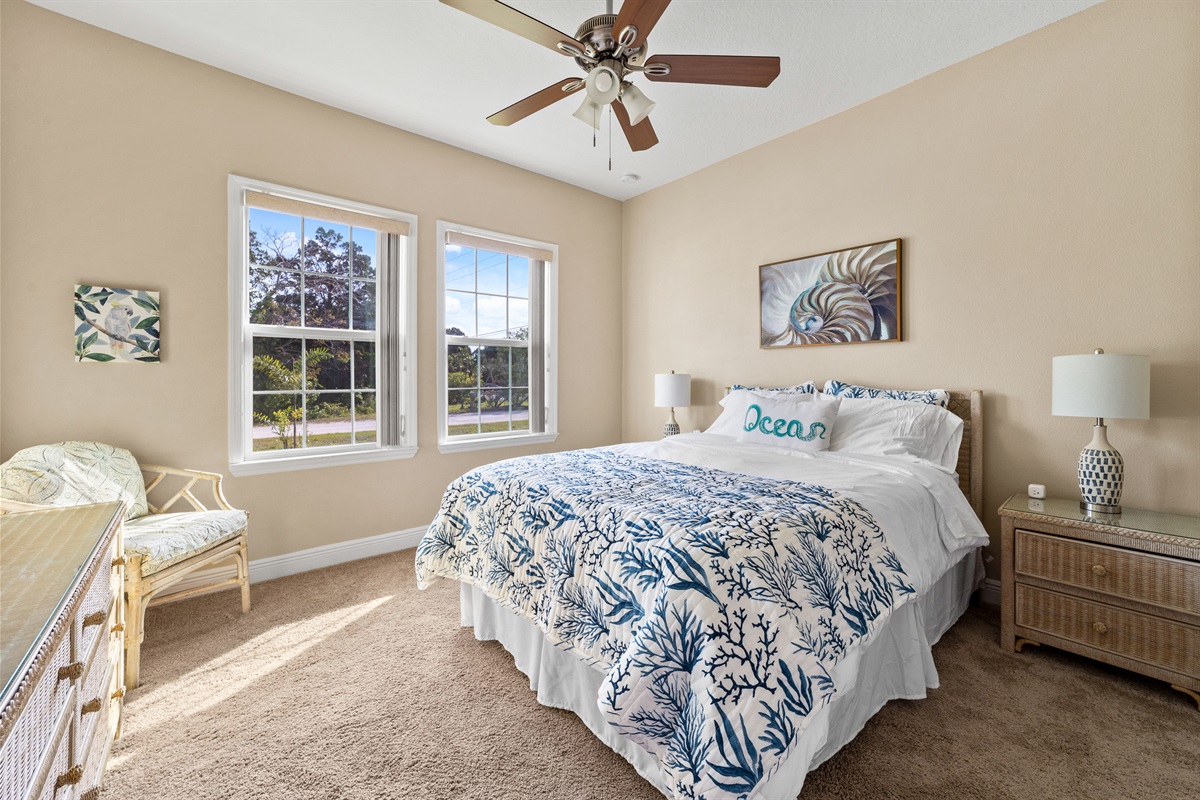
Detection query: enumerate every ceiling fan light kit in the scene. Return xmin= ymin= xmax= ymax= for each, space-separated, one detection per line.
xmin=442 ymin=0 xmax=780 ymax=154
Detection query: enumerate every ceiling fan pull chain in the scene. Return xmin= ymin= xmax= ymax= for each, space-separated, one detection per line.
xmin=608 ymin=104 xmax=613 ymax=171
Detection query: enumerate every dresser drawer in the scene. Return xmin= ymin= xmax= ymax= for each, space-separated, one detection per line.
xmin=1015 ymin=530 xmax=1200 ymax=615
xmin=0 ymin=630 xmax=76 ymax=800
xmin=1016 ymin=584 xmax=1200 ymax=677
xmin=32 ymin=685 xmax=77 ymax=800
xmin=75 ymin=541 xmax=120 ymax=660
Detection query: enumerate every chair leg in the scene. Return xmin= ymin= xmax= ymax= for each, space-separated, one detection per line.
xmin=237 ymin=535 xmax=251 ymax=613
xmin=123 ymin=577 xmax=145 ymax=691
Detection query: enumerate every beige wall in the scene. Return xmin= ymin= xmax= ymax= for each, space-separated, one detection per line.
xmin=621 ymin=0 xmax=1200 ymax=575
xmin=0 ymin=1 xmax=623 ymax=560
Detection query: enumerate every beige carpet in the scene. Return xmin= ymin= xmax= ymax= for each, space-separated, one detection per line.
xmin=102 ymin=550 xmax=1198 ymax=800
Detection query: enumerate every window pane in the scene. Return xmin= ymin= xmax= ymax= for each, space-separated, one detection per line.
xmin=250 ymin=268 xmax=301 ymax=325
xmin=508 ymin=257 xmax=529 ymax=298
xmin=448 ymin=389 xmax=479 ymax=436
xmin=476 ymin=294 xmax=507 ymax=339
xmin=354 ymin=341 xmax=376 ymax=390
xmin=445 ymin=291 xmax=476 ymax=337
xmin=448 ymin=343 xmax=478 ymax=389
xmin=304 ymin=220 xmax=351 ymax=275
xmin=480 ymin=345 xmax=510 ymax=387
xmin=511 ymin=347 xmax=528 ymax=387
xmin=354 ymin=391 xmax=377 ymax=444
xmin=445 ymin=246 xmax=475 ymax=292
xmin=249 ymin=209 xmax=301 ymax=270
xmin=476 ymin=250 xmax=508 ymax=295
xmin=306 ymin=339 xmax=350 ymax=391
xmin=304 ymin=276 xmax=350 ymax=328
xmin=512 ymin=392 xmax=530 ymax=431
xmin=508 ymin=298 xmax=528 ymax=339
xmin=352 ymin=280 xmax=377 ymax=331
xmin=352 ymin=228 xmax=377 ymax=279
xmin=481 ymin=386 xmax=510 ymax=418
xmin=253 ymin=393 xmax=302 ymax=451
xmin=306 ymin=392 xmax=352 ymax=448
xmin=252 ymin=337 xmax=301 ymax=392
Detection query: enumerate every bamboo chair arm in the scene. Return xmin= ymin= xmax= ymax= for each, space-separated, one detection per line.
xmin=139 ymin=464 xmax=236 ymax=512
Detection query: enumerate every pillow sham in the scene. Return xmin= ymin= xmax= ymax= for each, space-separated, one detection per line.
xmin=729 ymin=381 xmax=817 ymax=396
xmin=823 ymin=380 xmax=950 ymax=409
xmin=830 ymin=396 xmax=963 ymax=469
xmin=734 ymin=393 xmax=839 ymax=453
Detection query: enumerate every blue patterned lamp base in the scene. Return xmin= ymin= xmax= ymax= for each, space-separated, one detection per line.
xmin=662 ymin=409 xmax=681 ymax=438
xmin=1078 ymin=424 xmax=1123 ymax=514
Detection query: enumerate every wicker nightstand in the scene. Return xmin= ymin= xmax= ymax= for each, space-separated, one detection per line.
xmin=999 ymin=495 xmax=1200 ymax=710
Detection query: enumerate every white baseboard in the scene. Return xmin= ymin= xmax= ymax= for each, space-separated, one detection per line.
xmin=162 ymin=525 xmax=426 ymax=598
xmin=980 ymin=578 xmax=1000 ymax=607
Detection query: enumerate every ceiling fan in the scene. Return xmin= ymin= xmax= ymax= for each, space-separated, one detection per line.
xmin=441 ymin=0 xmax=781 ymax=152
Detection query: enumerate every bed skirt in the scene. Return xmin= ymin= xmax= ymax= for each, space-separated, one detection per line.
xmin=459 ymin=550 xmax=982 ymax=800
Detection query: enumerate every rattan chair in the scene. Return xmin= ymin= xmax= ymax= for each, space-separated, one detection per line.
xmin=0 ymin=442 xmax=250 ymax=689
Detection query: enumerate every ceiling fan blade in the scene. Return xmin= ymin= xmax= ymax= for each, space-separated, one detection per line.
xmin=487 ymin=79 xmax=585 ymax=126
xmin=644 ymin=55 xmax=781 ymax=87
xmin=612 ymin=100 xmax=658 ymax=152
xmin=441 ymin=0 xmax=587 ymax=56
xmin=613 ymin=0 xmax=672 ymax=51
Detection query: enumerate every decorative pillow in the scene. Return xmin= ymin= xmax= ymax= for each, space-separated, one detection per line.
xmin=830 ymin=397 xmax=962 ymax=468
xmin=824 ymin=380 xmax=950 ymax=409
xmin=734 ymin=393 xmax=839 ymax=453
xmin=729 ymin=381 xmax=817 ymax=396
xmin=0 ymin=441 xmax=149 ymax=520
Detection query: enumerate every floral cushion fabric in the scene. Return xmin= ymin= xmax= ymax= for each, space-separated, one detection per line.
xmin=124 ymin=510 xmax=248 ymax=576
xmin=0 ymin=441 xmax=148 ymax=520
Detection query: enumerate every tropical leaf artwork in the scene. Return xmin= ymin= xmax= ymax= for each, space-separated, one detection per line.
xmin=73 ymin=285 xmax=161 ymax=364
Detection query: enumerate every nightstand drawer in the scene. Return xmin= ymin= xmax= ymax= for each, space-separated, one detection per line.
xmin=1015 ymin=530 xmax=1200 ymax=614
xmin=1016 ymin=584 xmax=1200 ymax=677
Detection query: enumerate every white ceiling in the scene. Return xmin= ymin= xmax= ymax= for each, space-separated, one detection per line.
xmin=31 ymin=0 xmax=1100 ymax=200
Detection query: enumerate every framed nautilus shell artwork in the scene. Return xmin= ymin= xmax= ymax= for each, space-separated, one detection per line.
xmin=759 ymin=239 xmax=901 ymax=348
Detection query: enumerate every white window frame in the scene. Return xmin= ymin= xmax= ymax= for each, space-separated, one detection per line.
xmin=228 ymin=175 xmax=418 ymax=475
xmin=436 ymin=220 xmax=558 ymax=454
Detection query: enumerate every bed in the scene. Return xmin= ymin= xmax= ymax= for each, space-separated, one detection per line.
xmin=417 ymin=389 xmax=986 ymax=800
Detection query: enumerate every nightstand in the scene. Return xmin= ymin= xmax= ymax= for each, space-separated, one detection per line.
xmin=998 ymin=495 xmax=1200 ymax=710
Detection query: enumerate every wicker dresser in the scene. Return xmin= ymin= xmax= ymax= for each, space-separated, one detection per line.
xmin=0 ymin=502 xmax=126 ymax=800
xmin=999 ymin=495 xmax=1200 ymax=710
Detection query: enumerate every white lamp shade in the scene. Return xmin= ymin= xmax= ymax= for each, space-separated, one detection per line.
xmin=1052 ymin=353 xmax=1150 ymax=419
xmin=655 ymin=373 xmax=691 ymax=408
xmin=572 ymin=96 xmax=601 ymax=129
xmin=619 ymin=83 xmax=656 ymax=126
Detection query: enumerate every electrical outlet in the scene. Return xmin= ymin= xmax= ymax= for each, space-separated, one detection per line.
xmin=1028 ymin=483 xmax=1046 ymax=499
xmin=1029 ymin=499 xmax=1045 ymax=512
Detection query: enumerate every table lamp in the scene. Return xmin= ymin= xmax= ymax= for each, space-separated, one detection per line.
xmin=1052 ymin=349 xmax=1150 ymax=514
xmin=654 ymin=371 xmax=691 ymax=438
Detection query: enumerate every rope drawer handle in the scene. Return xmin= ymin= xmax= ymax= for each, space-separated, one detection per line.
xmin=112 ymin=622 xmax=125 ymax=634
xmin=81 ymin=698 xmax=102 ymax=715
xmin=82 ymin=611 xmax=107 ymax=628
xmin=58 ymin=662 xmax=84 ymax=681
xmin=1092 ymin=621 xmax=1109 ymax=634
xmin=112 ymin=686 xmax=126 ymax=700
xmin=55 ymin=765 xmax=83 ymax=790
xmin=81 ymin=789 xmax=101 ymax=800
xmin=112 ymin=555 xmax=126 ymax=568
xmin=1091 ymin=564 xmax=1108 ymax=577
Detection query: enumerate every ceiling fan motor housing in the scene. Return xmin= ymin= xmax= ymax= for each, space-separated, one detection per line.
xmin=573 ymin=14 xmax=645 ymax=72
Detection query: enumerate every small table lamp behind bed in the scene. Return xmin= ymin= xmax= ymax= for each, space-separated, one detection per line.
xmin=655 ymin=371 xmax=691 ymax=438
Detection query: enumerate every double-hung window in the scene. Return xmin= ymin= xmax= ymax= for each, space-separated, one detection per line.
xmin=437 ymin=222 xmax=557 ymax=453
xmin=228 ymin=176 xmax=417 ymax=474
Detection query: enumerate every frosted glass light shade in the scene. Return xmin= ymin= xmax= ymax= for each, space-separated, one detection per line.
xmin=619 ymin=83 xmax=656 ymax=126
xmin=572 ymin=96 xmax=601 ymax=129
xmin=655 ymin=373 xmax=691 ymax=408
xmin=1052 ymin=353 xmax=1150 ymax=419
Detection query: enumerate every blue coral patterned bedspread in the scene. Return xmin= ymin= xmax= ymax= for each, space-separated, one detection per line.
xmin=414 ymin=446 xmax=944 ymax=800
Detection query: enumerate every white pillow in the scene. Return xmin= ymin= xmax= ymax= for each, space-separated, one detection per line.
xmin=706 ymin=389 xmax=756 ymax=436
xmin=830 ymin=396 xmax=963 ymax=469
xmin=734 ymin=393 xmax=839 ymax=453
xmin=729 ymin=381 xmax=817 ymax=396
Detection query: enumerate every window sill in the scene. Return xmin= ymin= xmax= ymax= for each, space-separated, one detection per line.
xmin=437 ymin=431 xmax=558 ymax=455
xmin=230 ymin=445 xmax=418 ymax=476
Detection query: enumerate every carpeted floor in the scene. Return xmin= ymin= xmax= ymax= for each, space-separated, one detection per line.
xmin=102 ymin=550 xmax=1197 ymax=800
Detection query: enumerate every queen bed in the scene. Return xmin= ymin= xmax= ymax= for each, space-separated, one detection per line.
xmin=417 ymin=388 xmax=986 ymax=800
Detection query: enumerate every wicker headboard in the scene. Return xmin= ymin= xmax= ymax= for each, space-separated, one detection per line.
xmin=946 ymin=390 xmax=984 ymax=520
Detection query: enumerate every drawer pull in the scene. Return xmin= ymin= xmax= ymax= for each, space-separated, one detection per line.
xmin=1091 ymin=564 xmax=1108 ymax=577
xmin=112 ymin=622 xmax=125 ymax=634
xmin=112 ymin=555 xmax=127 ymax=568
xmin=1092 ymin=621 xmax=1109 ymax=634
xmin=81 ymin=789 xmax=101 ymax=800
xmin=83 ymin=610 xmax=107 ymax=628
xmin=112 ymin=686 xmax=126 ymax=700
xmin=81 ymin=697 xmax=102 ymax=715
xmin=58 ymin=662 xmax=84 ymax=681
xmin=55 ymin=765 xmax=83 ymax=789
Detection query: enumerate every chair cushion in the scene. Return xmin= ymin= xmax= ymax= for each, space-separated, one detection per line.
xmin=0 ymin=442 xmax=148 ymax=520
xmin=124 ymin=510 xmax=248 ymax=576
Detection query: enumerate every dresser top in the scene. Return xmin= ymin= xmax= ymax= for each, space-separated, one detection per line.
xmin=1001 ymin=494 xmax=1200 ymax=543
xmin=1 ymin=502 xmax=123 ymax=707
